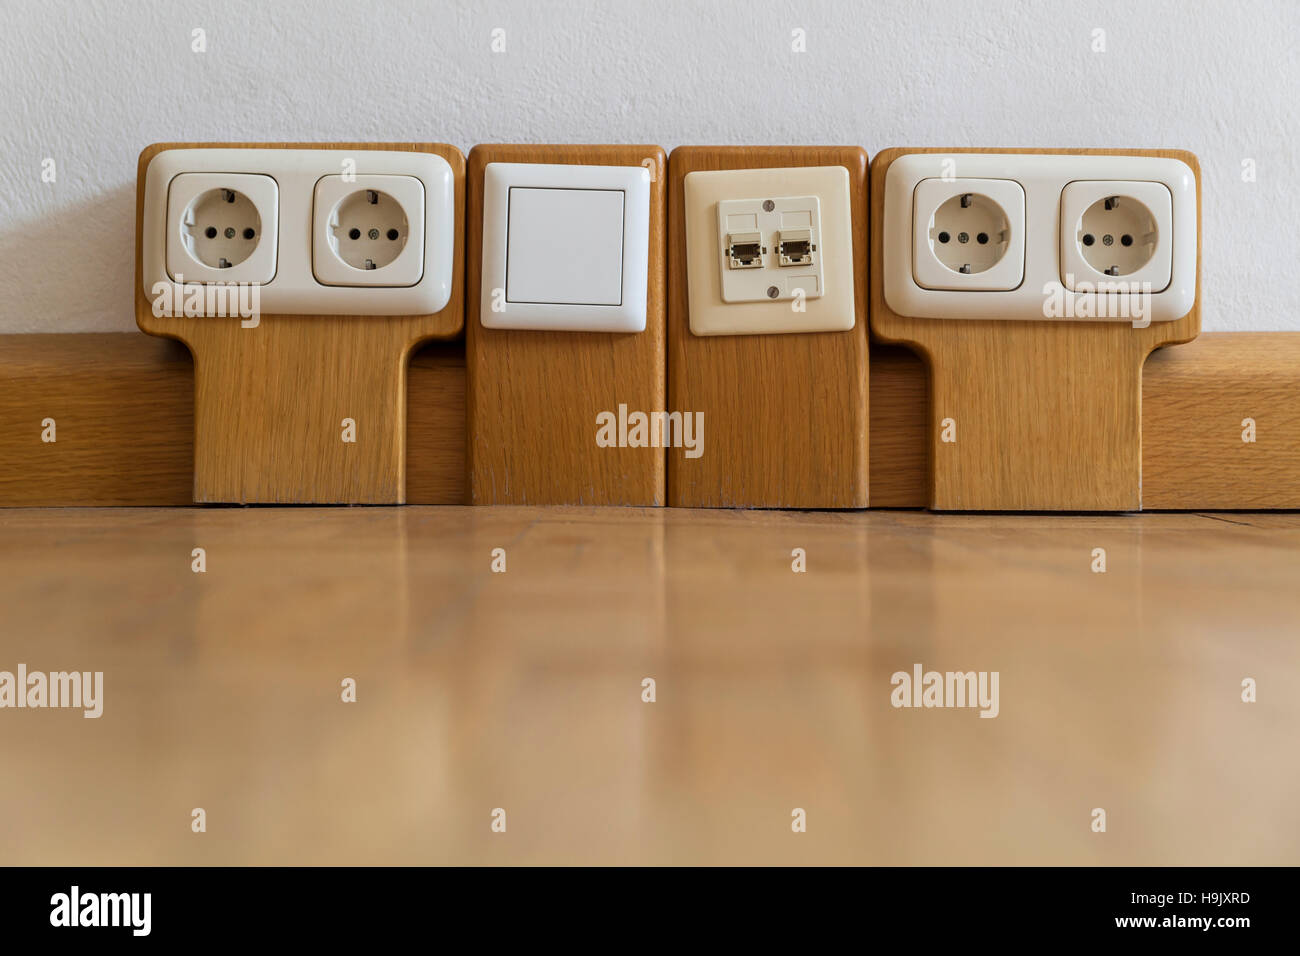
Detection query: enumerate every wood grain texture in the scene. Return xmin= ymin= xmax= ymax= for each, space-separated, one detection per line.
xmin=406 ymin=343 xmax=468 ymax=505
xmin=5 ymin=507 xmax=1299 ymax=864
xmin=869 ymin=345 xmax=927 ymax=507
xmin=134 ymin=142 xmax=465 ymax=504
xmin=466 ymin=144 xmax=666 ymax=506
xmin=1143 ymin=333 xmax=1300 ymax=509
xmin=870 ymin=148 xmax=1202 ymax=511
xmin=0 ymin=333 xmax=468 ymax=507
xmin=0 ymin=334 xmax=193 ymax=506
xmin=667 ymin=146 xmax=869 ymax=509
xmin=2 ymin=332 xmax=1299 ymax=510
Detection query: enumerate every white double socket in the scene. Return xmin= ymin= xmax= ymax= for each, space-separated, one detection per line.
xmin=479 ymin=162 xmax=652 ymax=333
xmin=883 ymin=153 xmax=1197 ymax=323
xmin=141 ymin=148 xmax=456 ymax=316
xmin=685 ymin=165 xmax=855 ymax=336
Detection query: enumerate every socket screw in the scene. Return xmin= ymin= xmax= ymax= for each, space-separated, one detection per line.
xmin=762 ymin=199 xmax=775 ymax=212
xmin=766 ymin=286 xmax=779 ymax=298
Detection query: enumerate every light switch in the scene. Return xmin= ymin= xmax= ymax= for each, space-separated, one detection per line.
xmin=480 ymin=163 xmax=650 ymax=332
xmin=506 ymin=187 xmax=624 ymax=305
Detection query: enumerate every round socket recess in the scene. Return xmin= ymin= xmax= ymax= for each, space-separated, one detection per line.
xmin=312 ymin=174 xmax=425 ymax=288
xmin=1060 ymin=180 xmax=1173 ymax=292
xmin=912 ymin=177 xmax=1026 ymax=292
xmin=1076 ymin=196 xmax=1157 ymax=275
xmin=929 ymin=193 xmax=1009 ymax=274
xmin=328 ymin=189 xmax=409 ymax=270
xmin=164 ymin=172 xmax=279 ymax=284
xmin=182 ymin=187 xmax=261 ymax=269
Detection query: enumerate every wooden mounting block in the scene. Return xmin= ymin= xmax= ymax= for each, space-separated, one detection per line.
xmin=869 ymin=148 xmax=1202 ymax=511
xmin=134 ymin=142 xmax=465 ymax=504
xmin=465 ymin=144 xmax=667 ymax=506
xmin=667 ymin=146 xmax=870 ymax=509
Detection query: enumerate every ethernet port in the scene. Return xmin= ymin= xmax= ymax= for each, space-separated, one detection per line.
xmin=777 ymin=228 xmax=815 ymax=267
xmin=726 ymin=232 xmax=765 ymax=269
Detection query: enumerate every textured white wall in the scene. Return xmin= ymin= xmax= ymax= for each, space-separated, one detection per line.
xmin=0 ymin=0 xmax=1296 ymax=332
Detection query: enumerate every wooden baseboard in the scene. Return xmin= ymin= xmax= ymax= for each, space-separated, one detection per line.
xmin=0 ymin=334 xmax=193 ymax=507
xmin=0 ymin=334 xmax=467 ymax=507
xmin=0 ymin=332 xmax=1295 ymax=509
xmin=1142 ymin=333 xmax=1300 ymax=510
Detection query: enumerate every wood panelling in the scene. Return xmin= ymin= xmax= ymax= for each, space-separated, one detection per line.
xmin=0 ymin=334 xmax=193 ymax=506
xmin=465 ymin=144 xmax=667 ymax=506
xmin=1143 ymin=333 xmax=1300 ymax=509
xmin=1 ymin=332 xmax=1297 ymax=510
xmin=667 ymin=146 xmax=870 ymax=508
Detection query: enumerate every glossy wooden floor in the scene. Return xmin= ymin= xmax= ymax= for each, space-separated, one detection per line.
xmin=1 ymin=507 xmax=1297 ymax=866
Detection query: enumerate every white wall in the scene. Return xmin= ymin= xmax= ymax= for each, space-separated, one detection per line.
xmin=1 ymin=0 xmax=1296 ymax=333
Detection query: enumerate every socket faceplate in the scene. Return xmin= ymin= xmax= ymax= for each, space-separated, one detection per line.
xmin=142 ymin=148 xmax=455 ymax=316
xmin=883 ymin=153 xmax=1197 ymax=323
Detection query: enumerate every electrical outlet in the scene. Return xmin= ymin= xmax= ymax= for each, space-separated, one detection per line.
xmin=882 ymin=153 xmax=1196 ymax=323
xmin=141 ymin=148 xmax=455 ymax=315
xmin=911 ymin=178 xmax=1024 ymax=291
xmin=479 ymin=162 xmax=651 ymax=332
xmin=685 ymin=165 xmax=854 ymax=336
xmin=312 ymin=174 xmax=425 ymax=287
xmin=1059 ymin=181 xmax=1172 ymax=291
xmin=165 ymin=173 xmax=279 ymax=284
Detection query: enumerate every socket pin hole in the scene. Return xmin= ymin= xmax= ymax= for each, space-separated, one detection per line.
xmin=204 ymin=226 xmax=217 ymax=239
xmin=348 ymin=228 xmax=361 ymax=240
xmin=1121 ymin=234 xmax=1133 ymax=247
xmin=243 ymin=228 xmax=255 ymax=240
xmin=937 ymin=231 xmax=950 ymax=244
xmin=1082 ymin=234 xmax=1095 ymax=246
xmin=976 ymin=232 xmax=989 ymax=245
xmin=387 ymin=228 xmax=399 ymax=241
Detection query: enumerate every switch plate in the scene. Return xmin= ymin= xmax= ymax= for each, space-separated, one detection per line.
xmin=141 ymin=148 xmax=455 ymax=315
xmin=882 ymin=153 xmax=1197 ymax=322
xmin=685 ymin=165 xmax=854 ymax=336
xmin=716 ymin=195 xmax=824 ymax=303
xmin=479 ymin=162 xmax=650 ymax=332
